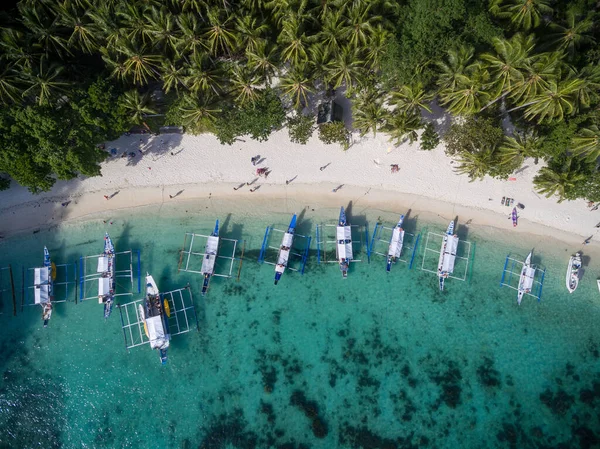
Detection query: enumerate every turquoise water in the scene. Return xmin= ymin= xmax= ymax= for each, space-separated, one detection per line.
xmin=0 ymin=203 xmax=599 ymax=449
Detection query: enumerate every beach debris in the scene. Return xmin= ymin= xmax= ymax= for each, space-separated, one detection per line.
xmin=501 ymin=196 xmax=505 ymax=205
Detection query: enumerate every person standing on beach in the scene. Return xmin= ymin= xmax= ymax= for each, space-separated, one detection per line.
xmin=104 ymin=195 xmax=109 ymax=200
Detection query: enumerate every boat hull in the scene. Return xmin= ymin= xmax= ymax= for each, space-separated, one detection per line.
xmin=566 ymin=253 xmax=581 ymax=293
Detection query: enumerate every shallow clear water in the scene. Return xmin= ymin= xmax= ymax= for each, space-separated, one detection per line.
xmin=0 ymin=203 xmax=599 ymax=449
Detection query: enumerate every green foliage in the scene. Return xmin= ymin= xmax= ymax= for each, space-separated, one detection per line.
xmin=214 ymin=89 xmax=285 ymax=145
xmin=318 ymin=122 xmax=350 ymax=150
xmin=533 ymin=156 xmax=588 ymax=203
xmin=0 ymin=177 xmax=9 ymax=191
xmin=287 ymin=114 xmax=314 ymax=145
xmin=419 ymin=123 xmax=439 ymax=150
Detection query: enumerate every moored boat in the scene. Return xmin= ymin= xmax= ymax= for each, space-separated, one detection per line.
xmin=566 ymin=252 xmax=582 ymax=294
xmin=386 ymin=215 xmax=405 ymax=272
xmin=512 ymin=208 xmax=518 ymax=227
xmin=517 ymin=251 xmax=535 ymax=305
xmin=274 ymin=214 xmax=296 ymax=285
xmin=140 ymin=274 xmax=170 ymax=364
xmin=437 ymin=221 xmax=459 ymax=291
xmin=98 ymin=233 xmax=116 ymax=318
xmin=200 ymin=220 xmax=220 ymax=296
xmin=336 ymin=207 xmax=352 ymax=278
xmin=34 ymin=246 xmax=55 ymax=327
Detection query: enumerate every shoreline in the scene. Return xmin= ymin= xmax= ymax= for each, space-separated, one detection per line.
xmin=1 ymin=129 xmax=599 ymax=250
xmin=1 ymin=182 xmax=596 ymax=253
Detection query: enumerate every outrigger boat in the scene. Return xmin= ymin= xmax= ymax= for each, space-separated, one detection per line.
xmin=512 ymin=208 xmax=518 ymax=227
xmin=34 ymin=247 xmax=55 ymax=327
xmin=336 ymin=207 xmax=353 ymax=278
xmin=274 ymin=214 xmax=296 ymax=285
xmin=200 ymin=220 xmax=220 ymax=295
xmin=139 ymin=274 xmax=170 ymax=364
xmin=386 ymin=215 xmax=405 ymax=272
xmin=566 ymin=252 xmax=582 ymax=294
xmin=98 ymin=233 xmax=116 ymax=318
xmin=437 ymin=221 xmax=459 ymax=291
xmin=517 ymin=251 xmax=535 ymax=305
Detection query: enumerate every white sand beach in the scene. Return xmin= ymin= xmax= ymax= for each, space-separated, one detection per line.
xmin=0 ymin=123 xmax=598 ymax=248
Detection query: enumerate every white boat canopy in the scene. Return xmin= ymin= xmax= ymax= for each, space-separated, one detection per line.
xmin=34 ymin=267 xmax=50 ymax=305
xmin=388 ymin=227 xmax=405 ymax=258
xmin=439 ymin=235 xmax=459 ymax=273
xmin=98 ymin=277 xmax=111 ymax=297
xmin=145 ymin=315 xmax=169 ymax=350
xmin=200 ymin=235 xmax=219 ymax=275
xmin=97 ymin=256 xmax=109 ymax=273
xmin=336 ymin=225 xmax=353 ymax=260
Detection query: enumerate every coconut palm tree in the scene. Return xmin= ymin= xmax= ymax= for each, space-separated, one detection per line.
xmin=203 ymin=7 xmax=238 ymax=56
xmin=278 ymin=16 xmax=311 ymax=67
xmin=278 ymin=66 xmax=314 ymax=110
xmin=384 ymin=111 xmax=422 ymax=145
xmin=514 ymin=77 xmax=582 ymax=123
xmin=121 ymin=89 xmax=157 ymax=125
xmin=186 ymin=53 xmax=223 ymax=94
xmin=436 ymin=45 xmax=477 ymax=91
xmin=439 ymin=65 xmax=491 ymax=116
xmin=176 ymin=13 xmax=205 ymax=59
xmin=352 ymin=89 xmax=388 ymax=137
xmin=479 ymin=34 xmax=534 ymax=105
xmin=144 ymin=6 xmax=180 ymax=55
xmin=318 ymin=10 xmax=347 ymax=53
xmin=54 ymin=0 xmax=100 ymax=54
xmin=508 ymin=51 xmax=562 ymax=107
xmin=572 ymin=125 xmax=600 ymax=163
xmin=19 ymin=1 xmax=68 ymax=57
xmin=498 ymin=131 xmax=545 ymax=168
xmin=0 ymin=62 xmax=22 ymax=104
xmin=454 ymin=148 xmax=499 ymax=181
xmin=489 ymin=0 xmax=553 ymax=31
xmin=228 ymin=64 xmax=261 ymax=106
xmin=235 ymin=15 xmax=268 ymax=54
xmin=161 ymin=60 xmax=187 ymax=93
xmin=109 ymin=43 xmax=163 ymax=86
xmin=391 ymin=83 xmax=433 ymax=116
xmin=21 ymin=58 xmax=69 ymax=106
xmin=533 ymin=158 xmax=586 ymax=202
xmin=171 ymin=0 xmax=209 ymax=14
xmin=548 ymin=12 xmax=594 ymax=59
xmin=364 ymin=24 xmax=390 ymax=71
xmin=343 ymin=3 xmax=379 ymax=49
xmin=117 ymin=2 xmax=151 ymax=46
xmin=87 ymin=2 xmax=126 ymax=49
xmin=246 ymin=42 xmax=279 ymax=84
xmin=180 ymin=92 xmax=221 ymax=132
xmin=0 ymin=28 xmax=38 ymax=72
xmin=325 ymin=45 xmax=366 ymax=92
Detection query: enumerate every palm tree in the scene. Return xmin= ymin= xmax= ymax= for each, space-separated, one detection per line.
xmin=171 ymin=0 xmax=209 ymax=14
xmin=228 ymin=64 xmax=261 ymax=106
xmin=278 ymin=66 xmax=314 ymax=110
xmin=0 ymin=28 xmax=38 ymax=72
xmin=533 ymin=158 xmax=586 ymax=202
xmin=186 ymin=53 xmax=223 ymax=94
xmin=508 ymin=51 xmax=562 ymax=106
xmin=54 ymin=0 xmax=99 ymax=54
xmin=384 ymin=111 xmax=422 ymax=145
xmin=265 ymin=0 xmax=297 ymax=26
xmin=439 ymin=65 xmax=491 ymax=116
xmin=111 ymin=43 xmax=163 ymax=86
xmin=176 ymin=13 xmax=205 ymax=59
xmin=479 ymin=34 xmax=534 ymax=104
xmin=325 ymin=46 xmax=366 ymax=92
xmin=117 ymin=2 xmax=151 ymax=46
xmin=161 ymin=60 xmax=187 ymax=93
xmin=454 ymin=148 xmax=499 ymax=181
xmin=21 ymin=57 xmax=69 ymax=106
xmin=489 ymin=0 xmax=553 ymax=31
xmin=343 ymin=3 xmax=378 ymax=49
xmin=121 ymin=89 xmax=157 ymax=125
xmin=364 ymin=24 xmax=390 ymax=71
xmin=0 ymin=62 xmax=22 ymax=104
xmin=278 ymin=16 xmax=310 ymax=67
xmin=391 ymin=83 xmax=433 ymax=116
xmin=144 ymin=6 xmax=180 ymax=55
xmin=203 ymin=7 xmax=237 ymax=56
xmin=498 ymin=131 xmax=545 ymax=168
xmin=246 ymin=43 xmax=279 ymax=84
xmin=352 ymin=89 xmax=388 ymax=137
xmin=514 ymin=77 xmax=582 ymax=123
xmin=548 ymin=12 xmax=594 ymax=59
xmin=180 ymin=92 xmax=221 ymax=132
xmin=19 ymin=1 xmax=68 ymax=57
xmin=436 ymin=45 xmax=476 ymax=91
xmin=318 ymin=10 xmax=347 ymax=53
xmin=235 ymin=15 xmax=268 ymax=54
xmin=572 ymin=125 xmax=600 ymax=163
xmin=87 ymin=2 xmax=126 ymax=49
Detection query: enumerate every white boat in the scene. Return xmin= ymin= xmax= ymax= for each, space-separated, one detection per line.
xmin=336 ymin=207 xmax=352 ymax=278
xmin=97 ymin=233 xmax=116 ymax=318
xmin=597 ymin=279 xmax=600 ymax=293
xmin=437 ymin=221 xmax=459 ymax=291
xmin=274 ymin=214 xmax=296 ymax=285
xmin=34 ymin=246 xmax=54 ymax=327
xmin=517 ymin=251 xmax=535 ymax=305
xmin=141 ymin=274 xmax=170 ymax=364
xmin=386 ymin=215 xmax=405 ymax=272
xmin=566 ymin=252 xmax=582 ymax=293
xmin=200 ymin=220 xmax=220 ymax=295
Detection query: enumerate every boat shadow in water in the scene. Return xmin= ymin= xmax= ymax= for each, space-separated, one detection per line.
xmin=579 ymin=253 xmax=592 ymax=281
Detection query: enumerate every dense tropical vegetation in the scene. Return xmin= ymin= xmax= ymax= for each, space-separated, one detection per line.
xmin=0 ymin=0 xmax=599 ymax=203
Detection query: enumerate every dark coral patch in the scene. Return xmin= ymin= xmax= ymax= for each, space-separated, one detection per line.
xmin=539 ymin=388 xmax=575 ymax=416
xmin=477 ymin=357 xmax=501 ymax=388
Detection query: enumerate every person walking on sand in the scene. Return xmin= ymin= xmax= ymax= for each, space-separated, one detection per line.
xmin=251 ymin=155 xmax=260 ymax=166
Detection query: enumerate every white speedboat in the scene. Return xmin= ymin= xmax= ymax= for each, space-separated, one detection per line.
xmin=517 ymin=251 xmax=535 ymax=305
xmin=140 ymin=274 xmax=170 ymax=364
xmin=386 ymin=215 xmax=405 ymax=272
xmin=336 ymin=207 xmax=352 ymax=278
xmin=438 ymin=221 xmax=459 ymax=291
xmin=566 ymin=252 xmax=582 ymax=293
